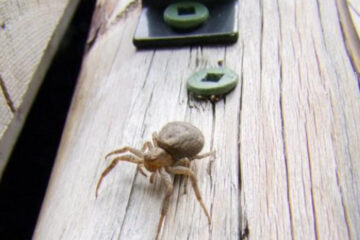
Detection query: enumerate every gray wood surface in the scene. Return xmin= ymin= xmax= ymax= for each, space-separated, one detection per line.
xmin=348 ymin=0 xmax=360 ymax=38
xmin=0 ymin=0 xmax=80 ymax=178
xmin=34 ymin=0 xmax=360 ymax=239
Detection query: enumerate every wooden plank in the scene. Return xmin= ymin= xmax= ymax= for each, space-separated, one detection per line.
xmin=34 ymin=0 xmax=360 ymax=239
xmin=0 ymin=93 xmax=12 ymax=174
xmin=0 ymin=0 xmax=81 ymax=177
xmin=338 ymin=0 xmax=360 ymax=77
xmin=348 ymin=0 xmax=360 ymax=38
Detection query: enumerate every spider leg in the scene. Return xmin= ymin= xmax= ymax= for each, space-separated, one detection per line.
xmin=174 ymin=158 xmax=191 ymax=194
xmin=174 ymin=158 xmax=190 ymax=167
xmin=152 ymin=132 xmax=159 ymax=147
xmin=137 ymin=163 xmax=148 ymax=177
xmin=150 ymin=171 xmax=158 ymax=184
xmin=166 ymin=166 xmax=211 ymax=224
xmin=105 ymin=146 xmax=144 ymax=159
xmin=189 ymin=150 xmax=216 ymax=161
xmin=141 ymin=141 xmax=153 ymax=152
xmin=176 ymin=152 xmax=215 ymax=194
xmin=95 ymin=154 xmax=142 ymax=197
xmin=156 ymin=168 xmax=173 ymax=240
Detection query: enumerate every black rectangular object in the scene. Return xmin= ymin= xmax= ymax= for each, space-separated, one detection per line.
xmin=133 ymin=0 xmax=239 ymax=48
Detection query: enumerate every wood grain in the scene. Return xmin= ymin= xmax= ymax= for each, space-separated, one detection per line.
xmin=0 ymin=0 xmax=81 ymax=177
xmin=348 ymin=0 xmax=360 ymax=37
xmin=338 ymin=0 xmax=360 ymax=76
xmin=34 ymin=0 xmax=360 ymax=239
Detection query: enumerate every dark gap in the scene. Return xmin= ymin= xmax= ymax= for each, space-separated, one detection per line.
xmin=178 ymin=6 xmax=196 ymax=16
xmin=202 ymin=73 xmax=224 ymax=82
xmin=0 ymin=0 xmax=96 ymax=239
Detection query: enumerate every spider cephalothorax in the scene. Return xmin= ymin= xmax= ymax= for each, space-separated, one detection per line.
xmin=143 ymin=147 xmax=174 ymax=172
xmin=95 ymin=121 xmax=215 ymax=240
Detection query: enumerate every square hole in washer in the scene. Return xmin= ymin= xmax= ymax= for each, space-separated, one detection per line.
xmin=202 ymin=73 xmax=224 ymax=82
xmin=178 ymin=6 xmax=196 ymax=16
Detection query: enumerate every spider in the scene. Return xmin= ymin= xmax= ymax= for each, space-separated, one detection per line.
xmin=95 ymin=121 xmax=215 ymax=239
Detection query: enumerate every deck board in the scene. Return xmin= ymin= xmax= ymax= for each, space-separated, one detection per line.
xmin=34 ymin=0 xmax=360 ymax=239
xmin=0 ymin=0 xmax=81 ymax=177
xmin=348 ymin=0 xmax=360 ymax=38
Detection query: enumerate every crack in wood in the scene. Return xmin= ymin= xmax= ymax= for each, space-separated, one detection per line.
xmin=238 ymin=41 xmax=246 ymax=240
xmin=0 ymin=73 xmax=16 ymax=113
xmin=294 ymin=2 xmax=302 ymax=55
xmin=176 ymin=76 xmax=184 ymax=105
xmin=311 ymin=36 xmax=327 ymax=90
xmin=304 ymin=123 xmax=320 ymax=239
xmin=259 ymin=0 xmax=264 ymax=101
xmin=328 ymin=87 xmax=355 ymax=240
xmin=279 ymin=46 xmax=295 ymax=240
xmin=173 ymin=176 xmax=182 ymax=217
xmin=240 ymin=217 xmax=249 ymax=240
xmin=335 ymin=0 xmax=360 ymax=75
xmin=334 ymin=161 xmax=352 ymax=240
xmin=142 ymin=50 xmax=156 ymax=89
xmin=315 ymin=0 xmax=327 ymax=44
xmin=119 ymin=171 xmax=139 ymax=238
xmin=208 ymin=102 xmax=216 ymax=182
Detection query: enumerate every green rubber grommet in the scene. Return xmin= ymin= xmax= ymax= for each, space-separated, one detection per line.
xmin=163 ymin=1 xmax=209 ymax=30
xmin=187 ymin=67 xmax=238 ymax=98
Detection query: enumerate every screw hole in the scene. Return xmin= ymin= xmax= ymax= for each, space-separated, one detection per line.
xmin=202 ymin=73 xmax=224 ymax=82
xmin=178 ymin=6 xmax=196 ymax=16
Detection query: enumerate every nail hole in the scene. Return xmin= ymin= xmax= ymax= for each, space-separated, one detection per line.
xmin=202 ymin=73 xmax=224 ymax=82
xmin=178 ymin=6 xmax=196 ymax=16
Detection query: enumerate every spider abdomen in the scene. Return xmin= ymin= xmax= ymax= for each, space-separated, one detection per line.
xmin=157 ymin=121 xmax=205 ymax=159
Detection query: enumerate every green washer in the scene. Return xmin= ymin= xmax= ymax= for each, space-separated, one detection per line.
xmin=187 ymin=67 xmax=238 ymax=97
xmin=163 ymin=1 xmax=209 ymax=30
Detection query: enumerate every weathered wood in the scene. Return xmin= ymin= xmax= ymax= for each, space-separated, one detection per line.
xmin=348 ymin=0 xmax=360 ymax=38
xmin=0 ymin=0 xmax=81 ymax=178
xmin=34 ymin=0 xmax=360 ymax=239
xmin=339 ymin=0 xmax=360 ymax=76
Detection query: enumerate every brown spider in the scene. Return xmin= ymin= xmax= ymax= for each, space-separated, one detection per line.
xmin=95 ymin=121 xmax=215 ymax=239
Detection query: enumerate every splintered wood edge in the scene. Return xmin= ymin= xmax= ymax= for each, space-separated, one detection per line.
xmin=347 ymin=0 xmax=360 ymax=39
xmin=0 ymin=0 xmax=81 ymax=178
xmin=339 ymin=0 xmax=360 ymax=74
